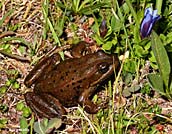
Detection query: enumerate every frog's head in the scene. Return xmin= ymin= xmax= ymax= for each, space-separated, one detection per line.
xmin=87 ymin=50 xmax=119 ymax=86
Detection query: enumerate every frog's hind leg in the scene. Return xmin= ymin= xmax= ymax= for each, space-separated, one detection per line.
xmin=24 ymin=92 xmax=66 ymax=119
xmin=24 ymin=53 xmax=61 ymax=87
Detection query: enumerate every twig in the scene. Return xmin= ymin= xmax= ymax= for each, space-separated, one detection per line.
xmin=0 ymin=50 xmax=30 ymax=63
xmin=0 ymin=31 xmax=16 ymax=39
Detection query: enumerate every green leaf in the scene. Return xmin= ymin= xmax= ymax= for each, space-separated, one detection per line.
xmin=111 ymin=16 xmax=122 ymax=32
xmin=45 ymin=118 xmax=62 ymax=133
xmin=147 ymin=73 xmax=165 ymax=95
xmin=151 ymin=31 xmax=171 ymax=88
xmin=0 ymin=118 xmax=8 ymax=128
xmin=122 ymin=88 xmax=131 ymax=97
xmin=6 ymin=80 xmax=11 ymax=86
xmin=123 ymin=59 xmax=136 ymax=73
xmin=128 ymin=85 xmax=140 ymax=93
xmin=149 ymin=51 xmax=157 ymax=63
xmin=92 ymin=33 xmax=104 ymax=45
xmin=22 ymin=107 xmax=31 ymax=118
xmin=0 ymin=86 xmax=7 ymax=94
xmin=134 ymin=45 xmax=148 ymax=57
xmin=123 ymin=73 xmax=133 ymax=85
xmin=34 ymin=118 xmax=61 ymax=134
xmin=16 ymin=102 xmax=25 ymax=111
xmin=34 ymin=119 xmax=48 ymax=134
xmin=12 ymin=81 xmax=20 ymax=89
xmin=19 ymin=117 xmax=29 ymax=134
xmin=102 ymin=41 xmax=113 ymax=50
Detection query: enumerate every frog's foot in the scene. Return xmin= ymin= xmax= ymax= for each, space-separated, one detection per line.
xmin=24 ymin=92 xmax=66 ymax=119
xmin=82 ymin=99 xmax=109 ymax=114
xmin=78 ymin=96 xmax=100 ymax=114
xmin=84 ymin=99 xmax=100 ymax=114
xmin=78 ymin=87 xmax=107 ymax=114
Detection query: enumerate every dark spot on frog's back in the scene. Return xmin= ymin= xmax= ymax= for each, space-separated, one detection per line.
xmin=72 ymin=82 xmax=75 ymax=86
xmin=73 ymin=70 xmax=77 ymax=73
xmin=60 ymin=76 xmax=65 ymax=81
xmin=65 ymin=71 xmax=69 ymax=76
xmin=78 ymin=80 xmax=82 ymax=83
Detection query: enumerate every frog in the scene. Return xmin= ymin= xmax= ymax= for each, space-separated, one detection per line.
xmin=24 ymin=41 xmax=119 ymax=119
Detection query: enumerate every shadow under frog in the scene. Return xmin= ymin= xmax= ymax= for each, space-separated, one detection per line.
xmin=24 ymin=42 xmax=119 ymax=119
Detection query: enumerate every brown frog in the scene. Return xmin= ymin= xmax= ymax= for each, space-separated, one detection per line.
xmin=24 ymin=42 xmax=119 ymax=119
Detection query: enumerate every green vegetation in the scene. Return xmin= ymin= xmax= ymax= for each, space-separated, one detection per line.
xmin=1 ymin=0 xmax=172 ymax=133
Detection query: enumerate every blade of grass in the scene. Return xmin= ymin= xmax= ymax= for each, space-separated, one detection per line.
xmin=156 ymin=0 xmax=163 ymax=14
xmin=42 ymin=0 xmax=64 ymax=59
xmin=56 ymin=2 xmax=70 ymax=11
xmin=125 ymin=0 xmax=139 ymax=28
xmin=42 ymin=0 xmax=61 ymax=46
xmin=80 ymin=3 xmax=109 ymax=15
xmin=1 ymin=37 xmax=32 ymax=49
xmin=0 ymin=9 xmax=14 ymax=27
xmin=78 ymin=107 xmax=96 ymax=134
xmin=79 ymin=0 xmax=91 ymax=11
xmin=125 ymin=0 xmax=141 ymax=43
xmin=47 ymin=18 xmax=61 ymax=46
xmin=73 ymin=0 xmax=80 ymax=13
xmin=0 ymin=2 xmax=2 ymax=9
xmin=42 ymin=0 xmax=49 ymax=40
xmin=113 ymin=0 xmax=134 ymax=57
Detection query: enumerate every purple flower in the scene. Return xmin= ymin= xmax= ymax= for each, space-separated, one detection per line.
xmin=140 ymin=7 xmax=160 ymax=39
xmin=99 ymin=19 xmax=108 ymax=38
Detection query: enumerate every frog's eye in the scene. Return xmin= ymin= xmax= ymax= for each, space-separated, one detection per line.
xmin=97 ymin=50 xmax=105 ymax=56
xmin=98 ymin=63 xmax=110 ymax=74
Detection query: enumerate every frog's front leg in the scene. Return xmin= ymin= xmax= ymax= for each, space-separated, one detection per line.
xmin=24 ymin=92 xmax=66 ymax=119
xmin=24 ymin=53 xmax=60 ymax=87
xmin=78 ymin=87 xmax=102 ymax=114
